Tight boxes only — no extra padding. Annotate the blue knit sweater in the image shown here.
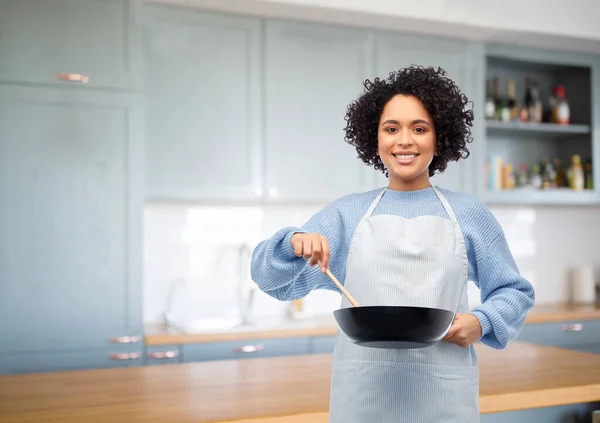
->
[250,186,535,350]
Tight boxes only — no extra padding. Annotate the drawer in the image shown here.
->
[182,338,310,362]
[144,345,182,366]
[4,347,143,375]
[310,336,336,354]
[518,320,600,351]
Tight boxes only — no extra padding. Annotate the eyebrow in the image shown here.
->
[381,119,431,126]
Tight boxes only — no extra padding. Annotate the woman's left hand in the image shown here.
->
[442,313,482,347]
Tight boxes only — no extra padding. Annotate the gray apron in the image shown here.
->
[329,186,479,423]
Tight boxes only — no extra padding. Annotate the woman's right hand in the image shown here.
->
[291,232,330,272]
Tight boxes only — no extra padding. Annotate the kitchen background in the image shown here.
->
[2,0,600,375]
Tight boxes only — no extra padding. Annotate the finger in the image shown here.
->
[309,238,321,266]
[320,236,330,272]
[293,239,303,257]
[443,324,458,340]
[302,239,312,260]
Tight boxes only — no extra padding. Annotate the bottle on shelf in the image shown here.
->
[554,85,570,125]
[541,159,557,189]
[528,78,543,123]
[485,78,496,120]
[530,163,543,189]
[584,159,593,190]
[517,163,529,187]
[545,85,557,123]
[567,154,585,190]
[493,77,509,122]
[553,158,566,188]
[507,79,519,122]
[520,76,532,122]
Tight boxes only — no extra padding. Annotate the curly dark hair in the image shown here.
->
[344,65,474,177]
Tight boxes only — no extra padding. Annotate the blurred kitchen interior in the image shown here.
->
[2,1,600,422]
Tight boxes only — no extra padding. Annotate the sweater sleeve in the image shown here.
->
[470,224,536,350]
[250,199,349,301]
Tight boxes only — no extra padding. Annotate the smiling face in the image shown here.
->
[377,94,436,191]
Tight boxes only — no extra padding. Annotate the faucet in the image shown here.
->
[161,277,186,329]
[237,242,256,326]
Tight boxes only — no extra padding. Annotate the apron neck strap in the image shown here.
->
[431,186,458,223]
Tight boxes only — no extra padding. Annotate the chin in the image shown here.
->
[387,164,428,181]
[390,171,424,182]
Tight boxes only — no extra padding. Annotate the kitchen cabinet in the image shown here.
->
[309,336,336,354]
[4,348,143,374]
[143,5,263,202]
[0,0,143,91]
[143,5,479,204]
[0,85,144,374]
[516,319,600,354]
[182,337,310,362]
[262,19,374,202]
[480,43,600,205]
[481,403,600,423]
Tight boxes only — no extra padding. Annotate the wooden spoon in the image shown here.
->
[323,267,360,307]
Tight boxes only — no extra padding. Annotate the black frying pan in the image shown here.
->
[324,268,455,349]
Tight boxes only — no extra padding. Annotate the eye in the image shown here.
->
[385,127,398,133]
[413,127,426,133]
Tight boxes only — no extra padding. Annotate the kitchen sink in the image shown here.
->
[167,313,336,334]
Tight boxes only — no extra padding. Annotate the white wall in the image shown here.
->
[143,201,600,324]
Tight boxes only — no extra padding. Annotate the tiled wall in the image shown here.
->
[143,202,600,324]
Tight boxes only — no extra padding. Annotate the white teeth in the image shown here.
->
[394,154,416,159]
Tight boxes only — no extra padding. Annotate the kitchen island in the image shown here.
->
[1,341,599,423]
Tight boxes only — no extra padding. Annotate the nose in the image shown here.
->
[395,129,413,146]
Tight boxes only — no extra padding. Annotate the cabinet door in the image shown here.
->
[264,20,374,202]
[518,320,600,353]
[182,338,310,362]
[143,6,263,201]
[309,336,336,354]
[0,86,143,367]
[4,347,143,374]
[0,0,142,90]
[371,32,472,193]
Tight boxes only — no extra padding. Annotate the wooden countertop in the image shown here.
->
[2,342,600,422]
[145,302,600,346]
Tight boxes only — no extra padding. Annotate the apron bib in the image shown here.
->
[328,186,479,423]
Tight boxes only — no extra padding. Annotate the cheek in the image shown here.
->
[421,136,436,155]
[377,133,394,152]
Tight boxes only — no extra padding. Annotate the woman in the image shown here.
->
[250,65,535,422]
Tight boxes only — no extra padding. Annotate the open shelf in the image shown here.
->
[486,121,590,135]
[482,48,596,204]
[484,187,597,205]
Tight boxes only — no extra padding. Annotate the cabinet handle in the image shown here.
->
[147,351,179,359]
[561,323,583,332]
[55,73,89,83]
[110,335,142,344]
[233,344,264,353]
[109,352,141,360]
